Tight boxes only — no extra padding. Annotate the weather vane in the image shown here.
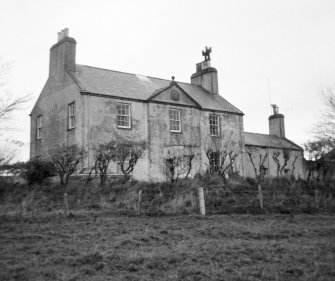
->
[202,46,212,61]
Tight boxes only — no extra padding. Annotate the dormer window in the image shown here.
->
[117,103,131,129]
[169,109,181,132]
[209,114,219,136]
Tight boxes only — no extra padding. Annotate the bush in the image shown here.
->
[22,159,56,185]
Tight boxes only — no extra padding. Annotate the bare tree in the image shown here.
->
[164,154,184,183]
[117,140,146,181]
[51,144,86,186]
[245,147,269,181]
[90,139,146,185]
[163,146,196,182]
[0,58,31,131]
[90,141,118,186]
[50,144,86,216]
[291,154,300,177]
[272,149,290,176]
[313,89,335,144]
[0,140,18,174]
[0,95,31,122]
[204,131,242,182]
[0,58,31,165]
[304,89,335,180]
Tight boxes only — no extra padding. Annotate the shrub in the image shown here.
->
[22,159,56,185]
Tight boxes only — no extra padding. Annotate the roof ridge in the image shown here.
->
[76,64,236,93]
[77,64,192,85]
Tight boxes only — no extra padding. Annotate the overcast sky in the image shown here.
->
[1,0,335,161]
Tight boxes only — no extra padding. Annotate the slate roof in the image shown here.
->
[244,132,303,151]
[68,65,243,114]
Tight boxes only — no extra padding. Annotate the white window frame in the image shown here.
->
[169,108,181,132]
[36,115,42,140]
[209,114,220,136]
[68,102,76,129]
[117,103,131,129]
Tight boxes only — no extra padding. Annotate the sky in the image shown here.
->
[1,0,335,161]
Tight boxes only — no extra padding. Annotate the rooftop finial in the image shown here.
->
[202,46,212,61]
[171,76,175,81]
[271,104,279,115]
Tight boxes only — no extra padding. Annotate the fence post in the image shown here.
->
[64,192,69,217]
[137,190,142,215]
[257,184,263,209]
[314,189,320,209]
[198,187,206,215]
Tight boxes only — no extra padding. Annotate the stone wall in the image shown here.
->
[30,73,82,160]
[83,95,149,181]
[83,94,245,182]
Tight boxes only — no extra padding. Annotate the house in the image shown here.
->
[30,29,245,181]
[244,105,304,179]
[30,29,305,181]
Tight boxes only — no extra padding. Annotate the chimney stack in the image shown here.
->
[269,104,285,138]
[190,47,219,95]
[49,28,76,80]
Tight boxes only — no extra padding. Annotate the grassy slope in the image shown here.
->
[0,213,335,281]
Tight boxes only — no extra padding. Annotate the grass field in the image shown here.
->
[1,212,335,281]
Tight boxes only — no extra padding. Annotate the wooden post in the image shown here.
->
[64,192,69,217]
[314,189,320,208]
[137,190,142,215]
[258,184,263,209]
[198,187,206,215]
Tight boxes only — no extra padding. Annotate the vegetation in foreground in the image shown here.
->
[1,175,334,217]
[0,212,334,281]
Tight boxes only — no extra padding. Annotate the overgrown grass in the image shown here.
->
[0,175,334,216]
[0,212,334,280]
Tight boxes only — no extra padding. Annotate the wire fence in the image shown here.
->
[1,179,335,216]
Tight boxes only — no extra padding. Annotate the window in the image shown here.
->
[260,166,268,176]
[209,152,220,173]
[209,114,219,136]
[36,115,42,140]
[169,109,181,132]
[68,102,76,129]
[117,103,131,128]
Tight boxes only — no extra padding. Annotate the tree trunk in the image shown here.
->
[257,183,263,209]
[63,192,69,217]
[59,174,65,186]
[65,173,70,186]
[100,174,106,186]
[307,171,311,183]
[222,173,227,184]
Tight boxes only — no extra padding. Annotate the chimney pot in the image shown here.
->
[271,104,279,115]
[63,28,69,37]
